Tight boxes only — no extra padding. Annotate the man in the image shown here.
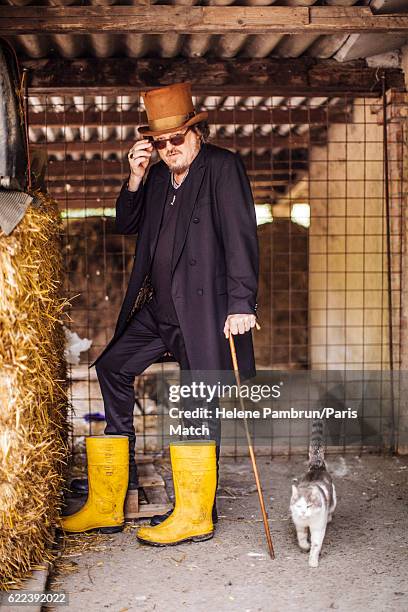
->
[66,82,259,545]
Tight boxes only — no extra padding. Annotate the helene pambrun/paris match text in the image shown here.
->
[167,381,358,422]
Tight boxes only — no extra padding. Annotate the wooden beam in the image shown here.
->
[53,196,276,209]
[30,134,321,154]
[247,167,305,175]
[50,190,281,202]
[28,108,351,128]
[2,7,408,35]
[48,179,287,195]
[45,160,307,176]
[50,179,124,189]
[22,58,404,96]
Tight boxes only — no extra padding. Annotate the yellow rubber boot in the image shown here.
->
[137,440,217,546]
[62,435,129,533]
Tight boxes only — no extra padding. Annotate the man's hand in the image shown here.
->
[224,314,256,338]
[127,139,153,190]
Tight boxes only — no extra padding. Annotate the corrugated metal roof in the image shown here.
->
[4,0,406,204]
[3,0,408,63]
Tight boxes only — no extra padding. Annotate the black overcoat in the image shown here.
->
[90,143,259,379]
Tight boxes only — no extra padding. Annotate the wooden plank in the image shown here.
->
[23,57,403,94]
[247,168,302,176]
[48,176,288,191]
[51,197,277,208]
[48,188,283,201]
[50,179,124,189]
[135,454,156,464]
[125,489,139,516]
[27,86,387,98]
[138,462,165,488]
[124,459,172,519]
[124,459,172,520]
[2,6,408,35]
[49,191,271,203]
[310,6,408,31]
[252,190,278,198]
[28,108,351,128]
[44,160,306,177]
[146,487,172,506]
[252,180,288,187]
[126,502,171,520]
[21,58,405,96]
[45,170,297,182]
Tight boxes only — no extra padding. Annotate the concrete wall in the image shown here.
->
[308,98,390,370]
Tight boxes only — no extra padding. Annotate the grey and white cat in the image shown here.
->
[290,421,337,568]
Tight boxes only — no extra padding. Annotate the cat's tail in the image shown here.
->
[309,419,325,469]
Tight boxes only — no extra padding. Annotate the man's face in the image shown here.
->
[154,126,201,174]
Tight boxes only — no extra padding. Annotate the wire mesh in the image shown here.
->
[26,89,405,458]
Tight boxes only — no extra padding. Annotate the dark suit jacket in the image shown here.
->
[91,143,259,378]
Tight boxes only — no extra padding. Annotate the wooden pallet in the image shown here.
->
[125,456,172,520]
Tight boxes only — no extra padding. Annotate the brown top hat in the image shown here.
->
[138,82,208,137]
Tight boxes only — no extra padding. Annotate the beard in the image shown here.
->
[164,141,201,174]
[167,159,190,174]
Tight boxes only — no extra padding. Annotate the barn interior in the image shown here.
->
[1,1,408,609]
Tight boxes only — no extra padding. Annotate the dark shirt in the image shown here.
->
[147,178,187,325]
[147,145,205,325]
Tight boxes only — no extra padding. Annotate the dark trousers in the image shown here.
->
[95,304,221,468]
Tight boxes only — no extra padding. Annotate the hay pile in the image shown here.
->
[0,191,69,589]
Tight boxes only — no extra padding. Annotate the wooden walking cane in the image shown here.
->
[228,322,275,559]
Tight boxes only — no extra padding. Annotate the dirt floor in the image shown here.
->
[48,454,408,612]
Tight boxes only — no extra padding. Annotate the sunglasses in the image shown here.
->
[149,127,191,150]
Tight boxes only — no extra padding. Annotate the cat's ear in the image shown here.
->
[291,483,299,499]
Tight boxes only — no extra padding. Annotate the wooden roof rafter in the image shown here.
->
[21,58,405,96]
[41,160,307,180]
[2,6,408,35]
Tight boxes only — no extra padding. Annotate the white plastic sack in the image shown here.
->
[63,326,93,365]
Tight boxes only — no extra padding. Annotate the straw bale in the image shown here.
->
[0,191,69,589]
